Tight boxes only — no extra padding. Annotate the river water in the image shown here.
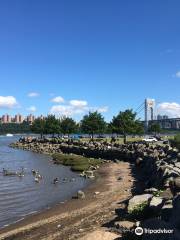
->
[0,136,89,229]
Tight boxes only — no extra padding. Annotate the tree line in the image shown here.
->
[31,109,145,143]
[0,122,31,134]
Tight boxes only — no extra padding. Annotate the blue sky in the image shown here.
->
[0,0,180,121]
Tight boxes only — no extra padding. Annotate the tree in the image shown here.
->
[31,118,46,138]
[81,111,106,139]
[149,123,161,135]
[60,117,77,136]
[44,115,60,137]
[110,109,144,144]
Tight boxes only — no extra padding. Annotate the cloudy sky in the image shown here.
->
[0,0,180,121]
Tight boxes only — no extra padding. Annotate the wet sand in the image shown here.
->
[0,162,134,240]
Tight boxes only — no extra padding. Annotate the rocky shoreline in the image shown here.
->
[9,138,180,239]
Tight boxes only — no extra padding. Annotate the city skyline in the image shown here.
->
[0,1,180,120]
[0,113,36,124]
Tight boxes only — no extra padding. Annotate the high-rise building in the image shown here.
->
[7,114,11,123]
[15,114,24,123]
[2,114,11,123]
[27,114,35,124]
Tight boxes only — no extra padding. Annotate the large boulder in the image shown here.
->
[128,194,153,213]
[149,197,163,210]
[174,177,180,191]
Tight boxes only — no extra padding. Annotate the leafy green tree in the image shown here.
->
[60,117,77,136]
[149,123,161,135]
[44,115,60,137]
[111,109,144,144]
[80,111,106,139]
[31,118,46,138]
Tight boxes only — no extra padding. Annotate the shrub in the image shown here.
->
[128,202,149,219]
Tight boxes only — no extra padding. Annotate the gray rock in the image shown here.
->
[85,170,95,178]
[174,177,180,191]
[144,188,158,194]
[77,190,85,199]
[149,197,163,209]
[174,162,180,169]
[114,220,135,229]
[128,194,152,213]
[159,188,173,200]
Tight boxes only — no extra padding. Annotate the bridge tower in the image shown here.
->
[144,98,155,132]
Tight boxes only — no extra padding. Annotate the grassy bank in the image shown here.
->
[52,153,103,171]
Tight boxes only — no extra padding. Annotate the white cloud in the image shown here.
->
[27,92,39,97]
[0,96,18,109]
[157,102,180,117]
[69,100,88,107]
[175,71,180,78]
[96,106,108,113]
[51,96,64,103]
[50,99,108,117]
[50,105,85,117]
[26,106,37,112]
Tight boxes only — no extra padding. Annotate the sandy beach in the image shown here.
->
[0,161,134,240]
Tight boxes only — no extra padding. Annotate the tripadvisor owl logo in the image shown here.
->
[135,227,144,236]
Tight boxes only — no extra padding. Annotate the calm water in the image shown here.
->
[0,136,89,228]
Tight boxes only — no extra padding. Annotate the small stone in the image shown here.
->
[135,221,140,227]
[77,190,85,199]
[94,191,100,195]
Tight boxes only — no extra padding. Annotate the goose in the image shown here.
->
[34,177,39,182]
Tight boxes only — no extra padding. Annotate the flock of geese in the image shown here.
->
[2,167,44,182]
[2,168,76,184]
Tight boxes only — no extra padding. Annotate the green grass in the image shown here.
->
[52,153,103,172]
[153,190,164,197]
